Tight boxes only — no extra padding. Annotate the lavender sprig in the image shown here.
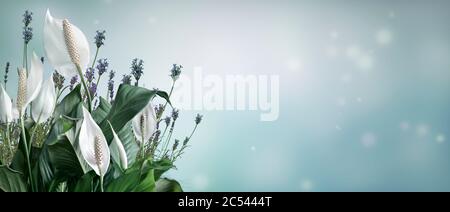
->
[121,74,132,85]
[53,71,65,90]
[94,30,106,48]
[4,62,10,86]
[85,68,95,83]
[69,76,78,91]
[170,64,183,81]
[131,58,144,86]
[107,70,115,102]
[96,58,109,76]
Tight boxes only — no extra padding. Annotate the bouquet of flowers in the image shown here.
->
[0,9,202,192]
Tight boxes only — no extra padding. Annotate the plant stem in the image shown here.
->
[157,81,175,122]
[23,43,28,72]
[20,115,35,192]
[141,134,145,159]
[76,64,92,112]
[91,48,99,69]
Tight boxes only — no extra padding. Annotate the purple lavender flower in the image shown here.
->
[69,75,78,91]
[171,109,179,121]
[53,71,65,90]
[96,58,108,76]
[94,30,106,48]
[130,58,144,86]
[23,26,33,44]
[195,114,203,125]
[183,137,189,146]
[89,82,98,97]
[172,139,180,151]
[108,70,116,101]
[164,116,171,126]
[4,62,10,85]
[170,64,183,81]
[23,10,33,27]
[85,68,95,83]
[121,74,132,85]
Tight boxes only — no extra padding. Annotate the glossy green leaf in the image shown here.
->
[0,166,28,192]
[72,171,96,192]
[92,97,111,124]
[54,85,82,118]
[100,84,156,142]
[117,122,138,166]
[152,159,174,181]
[155,178,183,192]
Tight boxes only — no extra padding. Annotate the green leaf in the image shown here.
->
[117,122,138,166]
[47,137,84,179]
[156,90,172,106]
[36,118,75,190]
[54,85,82,118]
[155,178,183,192]
[0,166,28,192]
[133,169,155,192]
[92,97,111,124]
[106,159,155,192]
[152,159,174,181]
[72,171,96,192]
[105,169,141,192]
[100,84,157,142]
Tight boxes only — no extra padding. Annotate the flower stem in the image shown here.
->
[141,134,145,159]
[98,166,104,192]
[23,42,28,72]
[20,115,35,192]
[76,64,92,112]
[91,48,99,69]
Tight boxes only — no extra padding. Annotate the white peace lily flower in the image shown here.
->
[12,106,20,121]
[0,84,13,123]
[27,52,44,105]
[31,77,57,123]
[44,9,90,78]
[79,106,110,177]
[109,122,128,170]
[132,102,157,143]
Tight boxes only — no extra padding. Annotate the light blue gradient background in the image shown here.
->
[1,0,450,191]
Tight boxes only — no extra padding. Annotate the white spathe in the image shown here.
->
[132,102,157,143]
[44,9,90,78]
[0,85,13,123]
[109,122,128,170]
[32,77,57,123]
[23,52,44,114]
[79,106,110,177]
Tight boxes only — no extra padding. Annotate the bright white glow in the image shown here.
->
[300,179,314,192]
[376,29,393,46]
[416,124,429,137]
[436,134,446,143]
[357,54,374,71]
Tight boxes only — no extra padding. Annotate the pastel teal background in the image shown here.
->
[1,0,450,191]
